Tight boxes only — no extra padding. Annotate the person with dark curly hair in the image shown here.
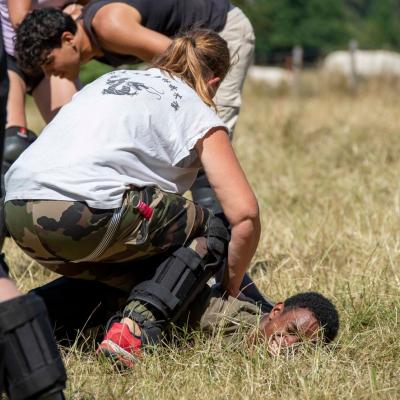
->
[14,1,255,215]
[190,287,339,355]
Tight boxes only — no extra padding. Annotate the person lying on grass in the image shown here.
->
[32,276,339,363]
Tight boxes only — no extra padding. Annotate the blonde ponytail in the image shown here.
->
[152,29,230,109]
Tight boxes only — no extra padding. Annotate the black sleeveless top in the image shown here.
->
[82,0,231,67]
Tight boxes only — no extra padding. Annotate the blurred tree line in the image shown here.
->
[232,0,400,64]
[80,0,400,81]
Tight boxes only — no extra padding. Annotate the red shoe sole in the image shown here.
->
[97,339,140,369]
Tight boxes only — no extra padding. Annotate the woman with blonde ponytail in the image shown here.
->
[153,30,230,110]
[5,29,260,367]
[15,1,255,213]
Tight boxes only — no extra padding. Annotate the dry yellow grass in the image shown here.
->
[4,74,400,399]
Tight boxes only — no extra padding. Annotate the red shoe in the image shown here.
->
[97,322,142,368]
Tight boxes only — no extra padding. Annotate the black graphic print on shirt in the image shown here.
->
[101,71,183,111]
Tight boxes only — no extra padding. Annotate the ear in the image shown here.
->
[207,76,221,88]
[61,31,76,46]
[268,302,284,320]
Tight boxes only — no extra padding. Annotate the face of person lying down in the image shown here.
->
[257,303,320,355]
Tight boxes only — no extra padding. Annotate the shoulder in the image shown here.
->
[91,2,142,37]
[177,80,221,117]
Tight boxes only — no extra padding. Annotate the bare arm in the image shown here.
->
[92,3,172,62]
[7,0,31,27]
[8,0,89,28]
[196,129,261,297]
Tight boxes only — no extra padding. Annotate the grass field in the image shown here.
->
[4,73,400,399]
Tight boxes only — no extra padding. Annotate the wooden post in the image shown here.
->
[348,39,358,93]
[292,45,303,96]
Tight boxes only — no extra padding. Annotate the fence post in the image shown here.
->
[292,45,303,96]
[348,39,358,93]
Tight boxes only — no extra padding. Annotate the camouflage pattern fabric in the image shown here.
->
[4,187,210,291]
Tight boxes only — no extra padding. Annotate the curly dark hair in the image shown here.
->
[15,8,77,74]
[284,291,339,343]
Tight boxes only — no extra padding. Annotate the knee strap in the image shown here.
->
[128,247,206,321]
[125,215,230,345]
[0,294,67,400]
[2,126,36,172]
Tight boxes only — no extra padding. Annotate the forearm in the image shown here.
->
[195,129,262,296]
[7,0,31,27]
[226,216,261,297]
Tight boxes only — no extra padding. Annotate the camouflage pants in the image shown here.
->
[4,187,210,291]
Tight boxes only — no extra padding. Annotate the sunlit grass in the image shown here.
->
[5,74,400,399]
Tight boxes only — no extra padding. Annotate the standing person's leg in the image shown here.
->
[33,75,80,123]
[5,69,26,128]
[215,6,255,136]
[2,59,40,175]
[4,54,42,129]
[191,6,255,214]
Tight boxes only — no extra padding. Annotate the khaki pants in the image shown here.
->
[190,7,255,214]
[216,7,255,136]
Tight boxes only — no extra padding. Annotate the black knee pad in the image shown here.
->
[125,215,230,345]
[0,294,67,400]
[2,126,36,173]
[191,171,223,214]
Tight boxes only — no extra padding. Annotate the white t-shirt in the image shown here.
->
[5,69,227,209]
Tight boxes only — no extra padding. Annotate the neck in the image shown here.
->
[76,20,103,63]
